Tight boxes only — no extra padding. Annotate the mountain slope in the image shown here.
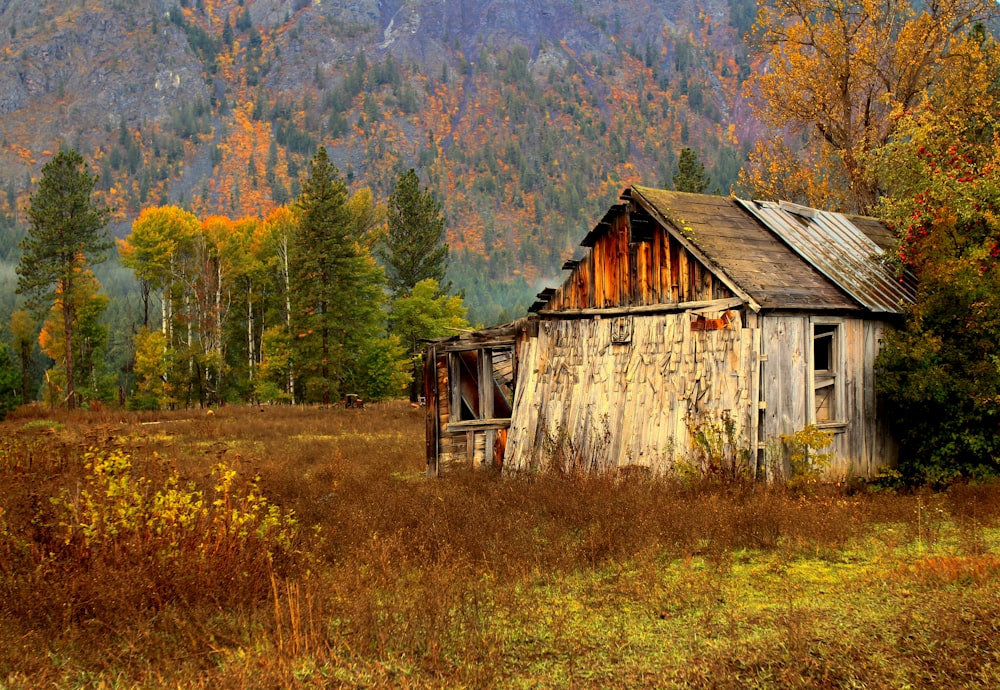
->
[0,0,756,323]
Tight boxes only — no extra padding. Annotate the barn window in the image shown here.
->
[812,322,842,425]
[450,345,515,422]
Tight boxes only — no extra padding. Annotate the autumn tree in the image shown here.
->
[16,149,110,408]
[673,148,710,193]
[37,270,110,406]
[291,147,386,404]
[874,30,1000,482]
[119,205,199,339]
[390,277,470,400]
[258,206,298,401]
[391,278,469,361]
[741,0,996,213]
[380,168,449,299]
[131,327,170,410]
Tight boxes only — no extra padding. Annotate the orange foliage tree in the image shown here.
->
[742,0,996,213]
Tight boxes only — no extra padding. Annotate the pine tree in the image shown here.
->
[673,148,710,193]
[0,341,19,420]
[16,149,110,409]
[380,168,449,299]
[291,147,385,404]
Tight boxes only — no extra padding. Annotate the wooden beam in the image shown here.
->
[446,419,513,431]
[434,338,517,353]
[536,296,745,319]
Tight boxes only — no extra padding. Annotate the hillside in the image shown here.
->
[0,0,756,323]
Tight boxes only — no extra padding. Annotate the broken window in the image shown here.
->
[491,346,514,417]
[453,350,481,420]
[450,345,515,422]
[812,322,840,424]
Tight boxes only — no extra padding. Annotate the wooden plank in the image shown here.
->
[434,338,516,353]
[537,296,745,318]
[424,346,439,477]
[761,315,808,479]
[446,419,513,430]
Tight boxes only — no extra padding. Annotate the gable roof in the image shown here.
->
[629,186,859,311]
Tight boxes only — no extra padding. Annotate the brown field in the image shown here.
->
[2,403,1000,689]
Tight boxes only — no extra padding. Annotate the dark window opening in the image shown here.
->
[491,347,514,417]
[812,323,839,424]
[456,350,481,421]
[450,345,516,422]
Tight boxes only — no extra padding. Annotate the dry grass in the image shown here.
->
[2,403,1000,688]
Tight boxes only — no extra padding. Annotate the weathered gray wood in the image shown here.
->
[760,314,897,480]
[447,419,513,430]
[435,337,517,353]
[761,315,807,478]
[505,312,758,474]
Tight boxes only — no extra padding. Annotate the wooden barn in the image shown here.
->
[424,186,916,480]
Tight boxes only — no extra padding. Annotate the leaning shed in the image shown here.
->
[425,185,916,480]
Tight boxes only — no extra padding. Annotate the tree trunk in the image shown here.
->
[19,339,31,403]
[140,278,150,328]
[321,297,330,405]
[61,280,75,409]
[281,234,295,404]
[247,281,255,381]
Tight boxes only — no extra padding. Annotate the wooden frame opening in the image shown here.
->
[811,319,844,427]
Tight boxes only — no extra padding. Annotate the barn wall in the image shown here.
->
[504,311,759,474]
[841,319,898,477]
[760,314,897,479]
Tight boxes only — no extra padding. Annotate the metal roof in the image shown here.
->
[735,199,917,314]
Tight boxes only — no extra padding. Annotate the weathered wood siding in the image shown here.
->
[760,314,897,479]
[546,208,734,312]
[504,312,759,474]
[759,315,808,466]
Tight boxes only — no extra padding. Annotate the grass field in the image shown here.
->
[2,403,999,688]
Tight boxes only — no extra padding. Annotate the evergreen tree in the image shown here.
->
[0,341,19,420]
[291,147,385,404]
[9,310,36,403]
[16,149,110,409]
[380,168,449,299]
[673,147,710,193]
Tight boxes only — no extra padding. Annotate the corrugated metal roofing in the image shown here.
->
[735,199,917,314]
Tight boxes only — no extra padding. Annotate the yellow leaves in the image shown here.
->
[123,206,201,279]
[745,0,995,212]
[49,446,297,562]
